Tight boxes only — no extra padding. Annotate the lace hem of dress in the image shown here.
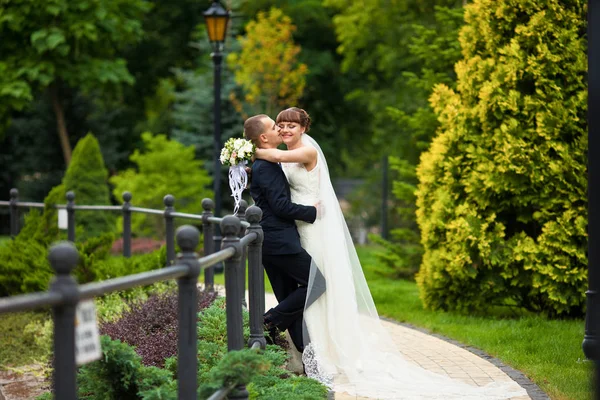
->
[301,343,333,388]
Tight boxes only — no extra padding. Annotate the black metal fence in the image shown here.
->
[0,190,266,400]
[0,189,241,288]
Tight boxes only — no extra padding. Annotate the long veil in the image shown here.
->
[300,134,527,399]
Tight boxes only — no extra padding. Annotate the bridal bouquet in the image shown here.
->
[220,138,256,214]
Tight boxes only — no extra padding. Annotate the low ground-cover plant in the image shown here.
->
[0,211,118,296]
[0,211,59,296]
[0,219,168,297]
[101,287,217,367]
[166,298,328,399]
[0,311,49,367]
[36,335,175,400]
[96,282,176,324]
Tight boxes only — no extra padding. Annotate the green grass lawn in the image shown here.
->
[355,245,590,400]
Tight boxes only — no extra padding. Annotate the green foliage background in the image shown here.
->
[110,132,213,238]
[0,0,591,321]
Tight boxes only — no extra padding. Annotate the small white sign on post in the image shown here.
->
[58,209,68,230]
[75,300,102,366]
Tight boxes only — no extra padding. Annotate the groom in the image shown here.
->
[243,114,319,353]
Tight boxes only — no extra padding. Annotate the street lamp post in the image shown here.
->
[584,1,600,398]
[204,1,230,218]
[204,1,230,272]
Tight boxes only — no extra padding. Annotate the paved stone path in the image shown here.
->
[0,365,47,400]
[259,291,546,400]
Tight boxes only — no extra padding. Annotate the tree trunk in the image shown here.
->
[50,83,71,166]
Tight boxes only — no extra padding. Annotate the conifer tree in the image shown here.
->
[41,133,115,239]
[0,133,114,295]
[416,0,587,316]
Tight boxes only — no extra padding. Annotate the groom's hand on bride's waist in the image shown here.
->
[314,201,325,219]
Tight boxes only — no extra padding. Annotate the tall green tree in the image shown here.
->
[323,0,463,152]
[169,65,243,213]
[166,13,246,213]
[371,6,465,278]
[0,0,150,165]
[238,0,372,177]
[0,0,210,205]
[321,0,467,256]
[43,133,116,239]
[119,0,211,137]
[416,0,587,316]
[171,67,243,167]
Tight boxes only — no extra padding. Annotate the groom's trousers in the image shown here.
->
[262,248,325,352]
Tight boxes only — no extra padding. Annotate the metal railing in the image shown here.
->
[0,191,266,400]
[0,188,252,289]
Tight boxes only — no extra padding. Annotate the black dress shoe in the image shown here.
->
[264,322,279,345]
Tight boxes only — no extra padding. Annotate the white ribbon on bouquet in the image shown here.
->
[228,160,248,215]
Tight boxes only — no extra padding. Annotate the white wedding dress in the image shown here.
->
[281,134,528,399]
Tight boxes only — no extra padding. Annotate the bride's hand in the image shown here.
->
[254,148,264,161]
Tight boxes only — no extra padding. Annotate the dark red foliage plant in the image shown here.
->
[111,237,166,255]
[100,288,217,367]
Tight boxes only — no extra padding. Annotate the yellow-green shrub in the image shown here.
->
[416,0,587,316]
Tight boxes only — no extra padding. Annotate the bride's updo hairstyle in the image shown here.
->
[276,107,311,133]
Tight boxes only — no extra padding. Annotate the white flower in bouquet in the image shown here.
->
[220,138,256,166]
[220,137,256,214]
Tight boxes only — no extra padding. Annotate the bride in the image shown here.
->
[254,107,527,399]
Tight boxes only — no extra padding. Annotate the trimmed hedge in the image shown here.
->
[416,0,587,316]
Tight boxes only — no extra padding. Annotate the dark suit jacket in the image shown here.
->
[250,159,316,255]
